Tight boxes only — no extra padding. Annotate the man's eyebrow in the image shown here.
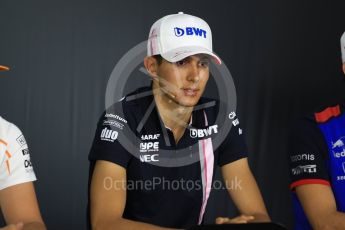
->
[177,55,210,62]
[199,56,210,62]
[174,57,189,63]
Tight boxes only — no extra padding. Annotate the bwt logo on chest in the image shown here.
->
[190,125,218,138]
[174,27,207,38]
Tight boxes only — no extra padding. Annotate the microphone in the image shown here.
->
[152,76,176,99]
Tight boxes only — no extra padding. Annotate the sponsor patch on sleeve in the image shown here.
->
[16,135,26,147]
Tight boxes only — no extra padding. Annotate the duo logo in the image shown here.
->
[174,27,207,38]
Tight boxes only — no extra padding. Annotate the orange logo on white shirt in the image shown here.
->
[0,139,12,175]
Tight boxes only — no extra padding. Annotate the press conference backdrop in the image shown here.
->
[0,0,344,229]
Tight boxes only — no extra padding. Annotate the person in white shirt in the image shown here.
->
[0,65,45,230]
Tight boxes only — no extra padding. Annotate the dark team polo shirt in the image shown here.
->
[288,118,330,187]
[88,87,247,229]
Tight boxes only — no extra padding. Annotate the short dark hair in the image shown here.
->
[153,55,163,65]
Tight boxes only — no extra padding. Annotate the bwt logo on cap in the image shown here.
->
[174,27,207,38]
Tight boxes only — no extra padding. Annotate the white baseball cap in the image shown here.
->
[341,31,345,63]
[147,12,221,65]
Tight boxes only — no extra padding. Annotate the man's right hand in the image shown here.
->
[0,223,23,230]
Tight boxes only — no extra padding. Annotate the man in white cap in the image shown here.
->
[288,32,345,230]
[0,66,46,230]
[88,12,270,229]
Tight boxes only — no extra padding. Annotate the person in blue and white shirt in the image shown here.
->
[289,31,345,230]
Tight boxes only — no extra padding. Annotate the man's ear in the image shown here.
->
[144,56,159,78]
[342,63,345,75]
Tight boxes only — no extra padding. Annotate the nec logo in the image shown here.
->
[174,27,207,38]
[140,142,159,153]
[100,128,118,142]
[140,154,159,162]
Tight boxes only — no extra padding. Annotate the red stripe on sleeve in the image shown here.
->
[290,179,330,190]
